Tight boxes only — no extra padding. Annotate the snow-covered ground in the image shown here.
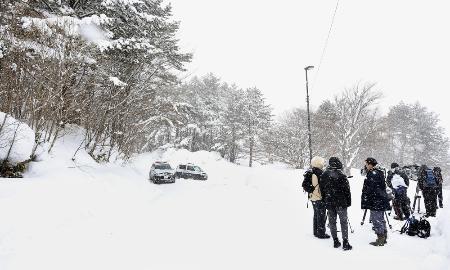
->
[0,130,448,270]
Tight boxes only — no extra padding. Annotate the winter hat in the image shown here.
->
[328,157,343,169]
[311,156,326,169]
[365,157,378,166]
[391,162,399,169]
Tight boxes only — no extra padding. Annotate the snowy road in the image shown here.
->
[0,147,448,270]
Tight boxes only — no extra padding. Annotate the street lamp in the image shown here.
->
[304,65,314,165]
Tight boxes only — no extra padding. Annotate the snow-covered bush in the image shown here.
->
[0,112,35,177]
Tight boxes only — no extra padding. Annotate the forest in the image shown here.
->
[1,1,449,175]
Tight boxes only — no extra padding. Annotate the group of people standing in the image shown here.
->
[387,163,444,220]
[307,156,352,250]
[304,156,445,251]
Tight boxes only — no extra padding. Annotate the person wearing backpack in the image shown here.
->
[310,156,330,239]
[320,157,352,250]
[361,157,390,246]
[433,167,444,208]
[302,156,330,239]
[418,165,439,217]
[386,162,410,220]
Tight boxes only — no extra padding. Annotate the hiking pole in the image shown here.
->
[417,196,421,214]
[348,219,354,233]
[361,209,368,225]
[385,211,392,229]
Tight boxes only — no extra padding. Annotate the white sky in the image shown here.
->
[169,0,450,135]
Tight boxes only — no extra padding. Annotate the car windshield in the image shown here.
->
[193,166,203,172]
[155,164,171,170]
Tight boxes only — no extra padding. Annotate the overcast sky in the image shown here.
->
[169,0,450,135]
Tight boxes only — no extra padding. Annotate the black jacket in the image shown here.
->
[320,167,351,209]
[361,168,390,211]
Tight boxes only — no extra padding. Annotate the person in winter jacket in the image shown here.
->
[308,156,330,239]
[433,167,444,208]
[320,157,352,250]
[418,165,439,217]
[386,162,410,220]
[361,157,390,246]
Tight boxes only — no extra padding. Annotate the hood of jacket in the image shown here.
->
[311,156,325,170]
[328,157,343,170]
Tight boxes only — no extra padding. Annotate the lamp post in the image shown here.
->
[304,65,314,165]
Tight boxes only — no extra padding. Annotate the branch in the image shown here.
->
[40,0,55,12]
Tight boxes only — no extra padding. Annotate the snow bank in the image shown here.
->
[421,191,450,270]
[0,112,35,164]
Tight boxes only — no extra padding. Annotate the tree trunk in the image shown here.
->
[249,136,254,167]
[230,126,236,163]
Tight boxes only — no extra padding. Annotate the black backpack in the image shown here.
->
[401,216,431,238]
[401,216,419,236]
[302,170,316,194]
[417,219,431,238]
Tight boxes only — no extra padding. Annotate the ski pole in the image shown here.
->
[361,209,368,225]
[417,196,421,214]
[385,211,392,229]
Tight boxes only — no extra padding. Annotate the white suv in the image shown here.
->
[175,163,208,180]
[149,162,175,184]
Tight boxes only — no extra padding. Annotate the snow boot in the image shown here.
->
[333,238,341,248]
[384,230,388,244]
[317,233,331,239]
[370,234,386,246]
[342,239,352,251]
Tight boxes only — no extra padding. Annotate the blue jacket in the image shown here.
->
[361,168,391,211]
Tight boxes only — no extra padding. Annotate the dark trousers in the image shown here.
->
[423,188,438,216]
[369,210,386,235]
[437,185,443,207]
[327,207,349,240]
[393,187,410,219]
[312,200,327,236]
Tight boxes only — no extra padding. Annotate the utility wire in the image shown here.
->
[311,0,340,90]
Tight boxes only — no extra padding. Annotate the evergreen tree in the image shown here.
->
[242,87,272,167]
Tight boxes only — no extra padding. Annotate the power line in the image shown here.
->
[311,0,340,91]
